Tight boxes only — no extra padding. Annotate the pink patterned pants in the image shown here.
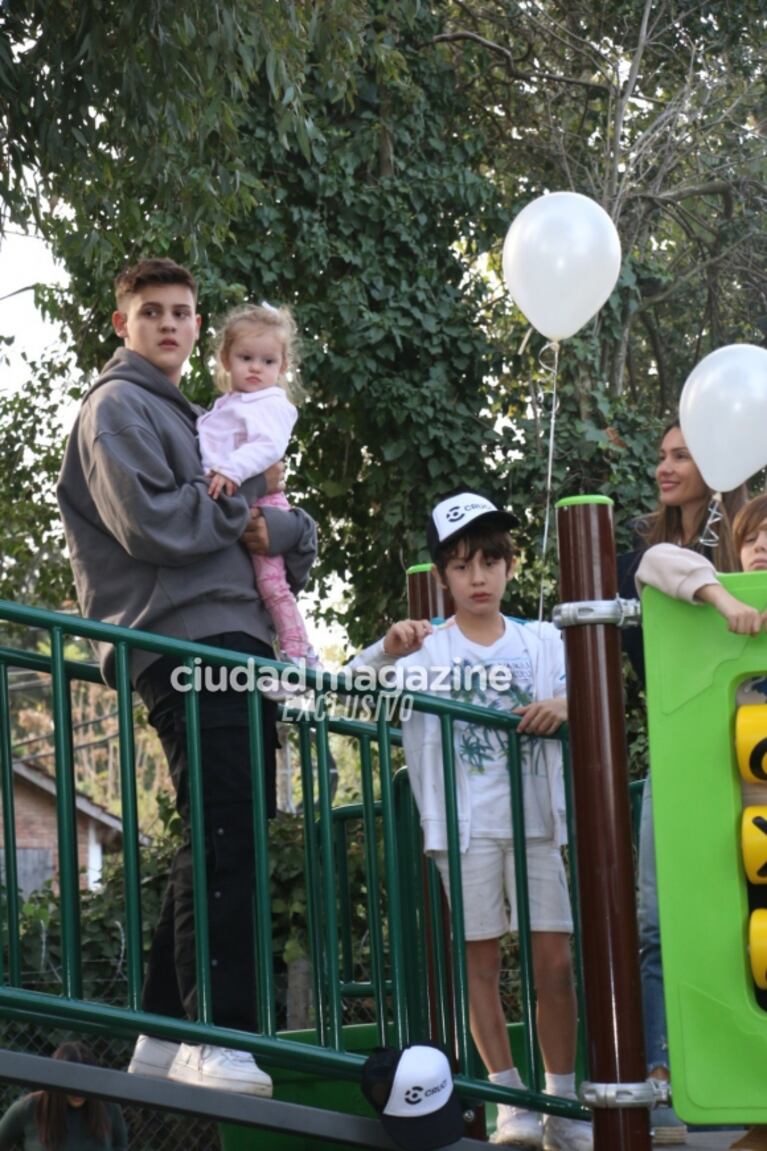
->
[252,491,311,659]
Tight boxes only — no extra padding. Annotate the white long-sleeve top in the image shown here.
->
[635,543,720,604]
[349,619,567,854]
[197,386,297,486]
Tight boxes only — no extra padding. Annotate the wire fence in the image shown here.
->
[0,1013,220,1150]
[0,948,382,1146]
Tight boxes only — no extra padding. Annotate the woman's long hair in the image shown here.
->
[35,1042,110,1151]
[637,420,746,573]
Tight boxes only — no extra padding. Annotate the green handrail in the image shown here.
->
[0,596,588,1126]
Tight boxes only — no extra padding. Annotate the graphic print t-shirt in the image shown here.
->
[447,619,566,840]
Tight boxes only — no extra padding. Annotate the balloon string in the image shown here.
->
[699,494,723,550]
[537,340,560,627]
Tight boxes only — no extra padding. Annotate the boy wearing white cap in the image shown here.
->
[368,489,591,1150]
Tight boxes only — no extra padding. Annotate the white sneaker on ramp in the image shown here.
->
[491,1106,543,1147]
[127,1035,179,1078]
[542,1113,594,1151]
[167,1044,273,1096]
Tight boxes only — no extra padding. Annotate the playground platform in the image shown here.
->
[685,1132,745,1151]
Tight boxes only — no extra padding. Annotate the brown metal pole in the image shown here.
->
[556,496,650,1151]
[405,562,455,622]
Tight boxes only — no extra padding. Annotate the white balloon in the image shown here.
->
[679,344,767,491]
[502,192,622,341]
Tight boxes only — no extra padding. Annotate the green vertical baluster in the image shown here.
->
[376,711,408,1048]
[507,724,537,1087]
[439,713,472,1070]
[114,644,144,1011]
[426,857,452,1048]
[315,706,343,1047]
[333,813,354,984]
[561,730,588,1077]
[247,687,276,1037]
[298,720,327,1044]
[358,735,388,1042]
[393,768,429,1040]
[184,672,212,1024]
[50,628,81,999]
[0,662,20,985]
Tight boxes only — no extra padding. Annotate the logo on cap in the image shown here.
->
[361,1044,464,1150]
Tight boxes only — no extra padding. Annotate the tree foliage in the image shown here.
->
[1,0,766,639]
[438,0,767,409]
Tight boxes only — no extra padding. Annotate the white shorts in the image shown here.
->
[431,838,573,941]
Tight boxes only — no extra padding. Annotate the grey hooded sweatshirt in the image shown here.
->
[57,348,317,686]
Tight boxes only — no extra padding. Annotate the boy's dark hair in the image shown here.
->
[114,257,197,309]
[435,519,515,576]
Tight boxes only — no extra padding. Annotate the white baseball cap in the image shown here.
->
[427,489,519,562]
[361,1044,465,1150]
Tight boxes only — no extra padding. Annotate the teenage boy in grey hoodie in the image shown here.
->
[57,258,317,1096]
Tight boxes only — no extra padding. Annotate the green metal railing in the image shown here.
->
[0,599,588,1126]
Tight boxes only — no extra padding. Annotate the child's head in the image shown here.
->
[112,258,200,385]
[427,491,518,618]
[428,490,518,573]
[733,494,767,572]
[214,303,300,399]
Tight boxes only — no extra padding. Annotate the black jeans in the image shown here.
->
[135,633,277,1031]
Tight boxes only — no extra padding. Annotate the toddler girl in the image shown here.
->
[198,302,319,668]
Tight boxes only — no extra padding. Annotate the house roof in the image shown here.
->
[12,758,151,845]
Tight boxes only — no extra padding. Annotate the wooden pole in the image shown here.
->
[556,496,650,1151]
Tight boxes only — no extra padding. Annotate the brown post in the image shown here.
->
[405,562,454,622]
[556,496,650,1151]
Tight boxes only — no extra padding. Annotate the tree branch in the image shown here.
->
[630,181,735,207]
[431,30,609,92]
[637,234,756,311]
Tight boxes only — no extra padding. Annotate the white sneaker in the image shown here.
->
[127,1034,179,1078]
[167,1043,273,1096]
[543,1113,594,1151]
[491,1105,543,1147]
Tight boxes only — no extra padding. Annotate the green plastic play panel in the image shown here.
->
[643,572,767,1125]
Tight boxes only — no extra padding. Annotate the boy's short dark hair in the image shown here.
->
[114,258,197,309]
[435,520,516,575]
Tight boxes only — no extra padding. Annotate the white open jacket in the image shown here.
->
[351,619,567,854]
